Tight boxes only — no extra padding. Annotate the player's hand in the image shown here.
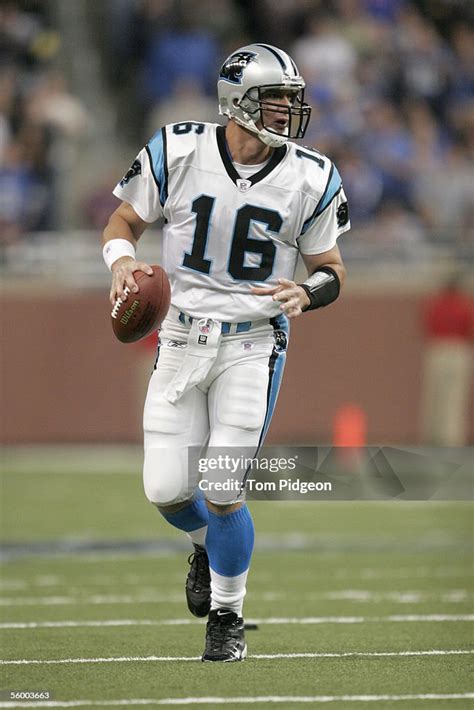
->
[109,256,153,305]
[251,278,310,319]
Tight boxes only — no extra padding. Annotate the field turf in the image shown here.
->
[0,448,472,709]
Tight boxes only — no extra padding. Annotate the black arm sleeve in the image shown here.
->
[299,266,340,311]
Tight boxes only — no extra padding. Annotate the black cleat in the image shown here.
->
[201,608,247,662]
[185,544,211,618]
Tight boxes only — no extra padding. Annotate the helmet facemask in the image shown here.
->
[239,85,311,145]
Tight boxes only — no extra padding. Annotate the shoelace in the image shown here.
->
[187,549,210,590]
[207,619,236,651]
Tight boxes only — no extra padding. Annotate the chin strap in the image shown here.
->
[234,113,288,148]
[257,129,288,148]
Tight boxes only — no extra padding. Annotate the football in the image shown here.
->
[110,265,171,343]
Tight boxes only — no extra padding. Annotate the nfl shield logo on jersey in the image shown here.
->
[237,179,252,192]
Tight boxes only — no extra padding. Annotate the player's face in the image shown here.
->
[258,89,297,134]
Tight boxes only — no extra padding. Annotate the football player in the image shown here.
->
[102,44,350,662]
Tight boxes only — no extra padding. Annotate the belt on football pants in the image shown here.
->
[172,307,269,335]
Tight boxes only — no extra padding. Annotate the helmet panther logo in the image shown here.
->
[219,51,257,84]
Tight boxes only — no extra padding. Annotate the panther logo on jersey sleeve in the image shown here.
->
[120,159,142,187]
[337,201,349,228]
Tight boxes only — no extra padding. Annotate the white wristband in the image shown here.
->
[103,239,136,271]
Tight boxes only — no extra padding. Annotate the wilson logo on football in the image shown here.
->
[119,299,140,325]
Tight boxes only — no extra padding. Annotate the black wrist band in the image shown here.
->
[299,266,340,311]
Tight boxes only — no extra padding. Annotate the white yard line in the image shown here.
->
[0,694,474,707]
[0,589,469,607]
[0,593,185,606]
[5,547,464,563]
[3,566,469,590]
[319,590,469,603]
[1,614,472,630]
[347,566,473,581]
[0,649,472,666]
[0,576,183,590]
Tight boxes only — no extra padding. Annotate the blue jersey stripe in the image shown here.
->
[258,314,289,446]
[300,163,342,235]
[316,164,342,217]
[147,128,168,205]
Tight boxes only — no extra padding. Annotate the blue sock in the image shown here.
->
[205,505,254,577]
[159,497,209,536]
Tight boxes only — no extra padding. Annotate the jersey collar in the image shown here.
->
[216,125,287,188]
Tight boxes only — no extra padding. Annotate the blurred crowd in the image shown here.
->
[0,1,90,243]
[1,0,473,254]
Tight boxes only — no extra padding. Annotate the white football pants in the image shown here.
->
[143,311,286,506]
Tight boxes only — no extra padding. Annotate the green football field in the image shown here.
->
[0,448,472,709]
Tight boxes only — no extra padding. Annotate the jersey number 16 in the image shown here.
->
[183,195,282,282]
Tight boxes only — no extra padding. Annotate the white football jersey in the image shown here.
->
[113,121,350,322]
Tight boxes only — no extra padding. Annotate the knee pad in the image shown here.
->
[143,447,196,506]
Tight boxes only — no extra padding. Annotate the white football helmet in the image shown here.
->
[217,43,312,148]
